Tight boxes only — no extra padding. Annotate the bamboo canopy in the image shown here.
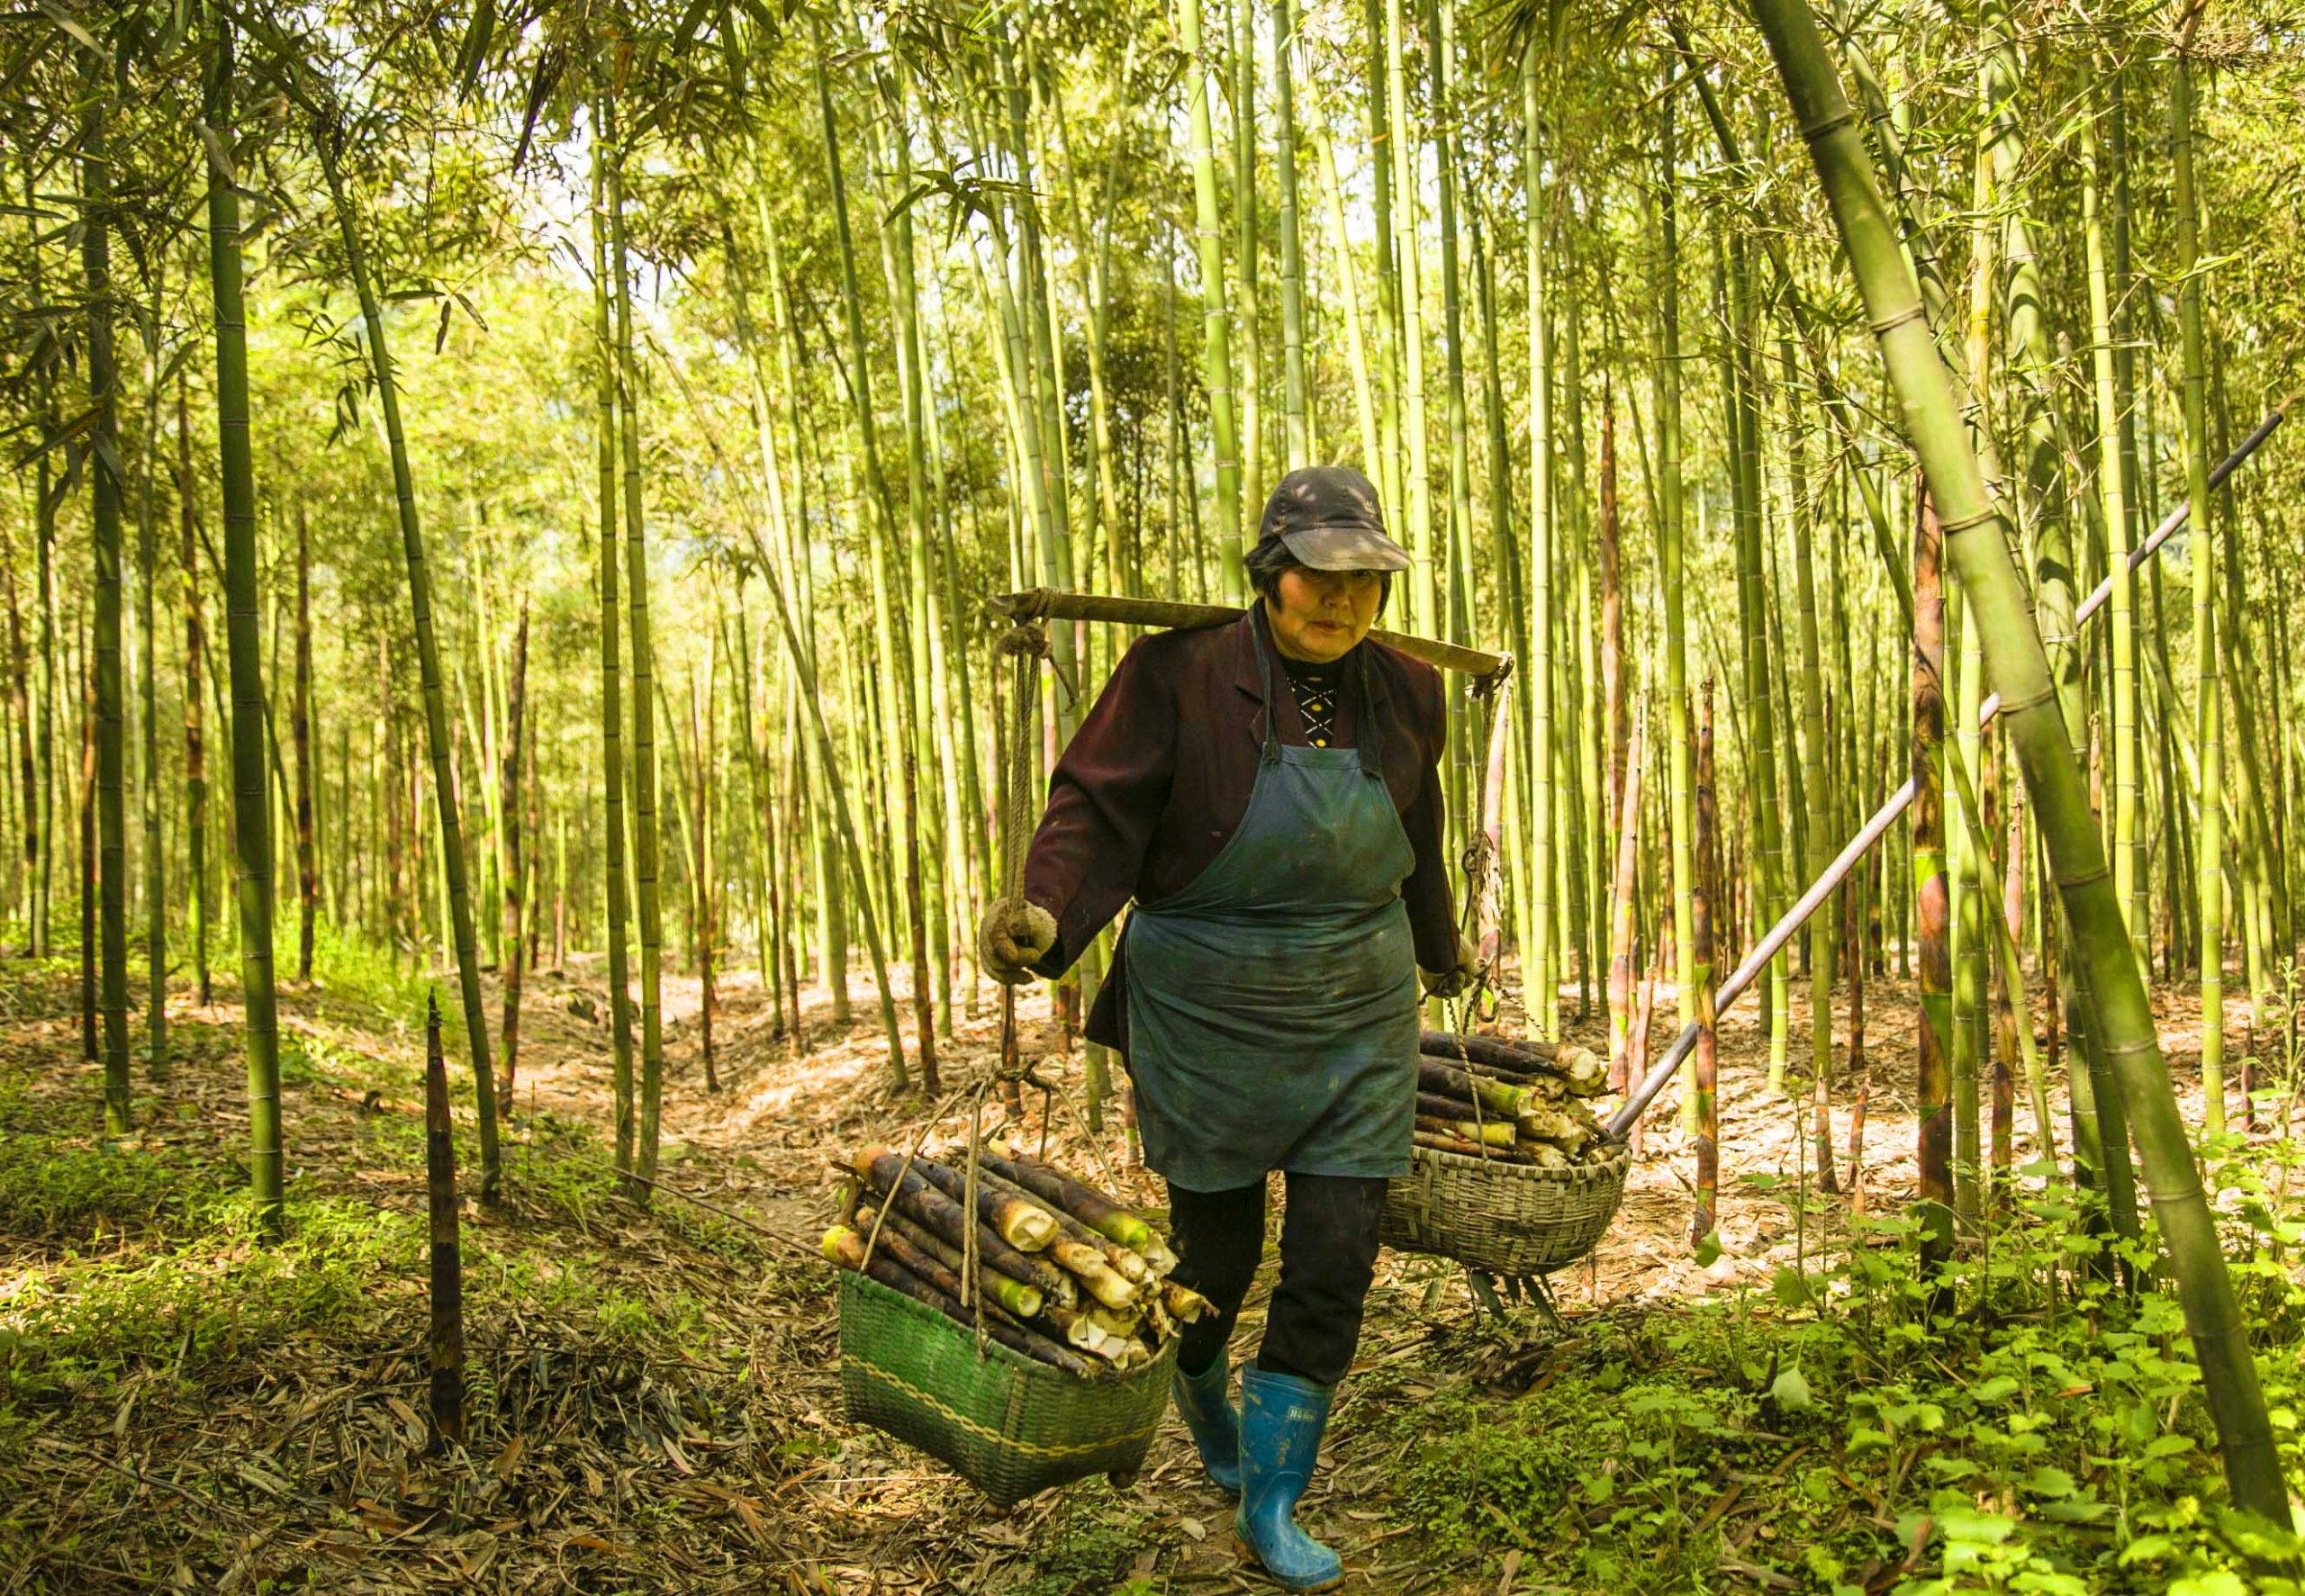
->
[988,589,1514,682]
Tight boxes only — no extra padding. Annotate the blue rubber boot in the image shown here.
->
[1172,1354,1243,1492]
[1234,1366,1342,1590]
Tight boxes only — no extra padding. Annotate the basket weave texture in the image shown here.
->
[1379,1141,1632,1275]
[838,1269,1179,1503]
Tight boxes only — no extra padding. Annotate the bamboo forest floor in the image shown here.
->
[0,933,2288,1595]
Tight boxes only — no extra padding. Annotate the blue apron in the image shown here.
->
[1122,619,1420,1193]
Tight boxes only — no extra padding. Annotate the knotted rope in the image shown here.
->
[1453,669,1514,1027]
[992,614,1053,930]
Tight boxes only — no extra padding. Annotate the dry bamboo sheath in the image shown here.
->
[1606,397,2292,1140]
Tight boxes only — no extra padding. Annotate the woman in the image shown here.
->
[981,464,1474,1591]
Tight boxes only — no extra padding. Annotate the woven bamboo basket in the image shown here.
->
[1379,1140,1632,1276]
[838,1270,1180,1504]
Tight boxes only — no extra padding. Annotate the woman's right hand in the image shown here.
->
[980,901,1058,985]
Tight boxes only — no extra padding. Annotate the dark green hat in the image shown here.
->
[1255,465,1412,573]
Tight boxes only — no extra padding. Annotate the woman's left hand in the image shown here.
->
[1418,932,1481,1000]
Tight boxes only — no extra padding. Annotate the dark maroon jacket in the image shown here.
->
[1023,606,1459,1051]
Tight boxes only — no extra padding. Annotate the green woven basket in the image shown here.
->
[837,1270,1179,1504]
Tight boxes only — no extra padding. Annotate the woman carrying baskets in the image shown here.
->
[981,464,1474,1591]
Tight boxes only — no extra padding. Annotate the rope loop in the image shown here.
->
[995,617,1053,665]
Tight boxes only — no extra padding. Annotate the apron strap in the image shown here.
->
[1352,647,1388,779]
[1248,608,1283,766]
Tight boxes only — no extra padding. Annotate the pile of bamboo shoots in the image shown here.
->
[826,1146,1208,1380]
[1414,1030,1615,1168]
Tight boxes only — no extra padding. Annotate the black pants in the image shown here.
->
[1167,1172,1387,1387]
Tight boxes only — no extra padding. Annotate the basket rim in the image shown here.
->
[1403,1139,1633,1185]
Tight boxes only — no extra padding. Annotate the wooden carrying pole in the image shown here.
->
[989,590,1514,681]
[1606,395,2292,1141]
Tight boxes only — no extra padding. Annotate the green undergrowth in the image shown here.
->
[0,987,778,1474]
[1006,1495,1172,1596]
[1376,1134,2305,1596]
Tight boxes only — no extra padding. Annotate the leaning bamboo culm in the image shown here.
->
[835,1146,1196,1380]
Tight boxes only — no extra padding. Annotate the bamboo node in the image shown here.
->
[2050,861,2112,890]
[1990,683,2057,717]
[1866,302,1929,338]
[1933,506,2001,538]
[1796,107,1859,144]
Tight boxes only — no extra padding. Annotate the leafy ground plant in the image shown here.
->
[1379,1142,2305,1594]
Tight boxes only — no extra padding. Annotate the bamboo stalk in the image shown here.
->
[313,110,501,1198]
[1751,0,2286,1519]
[204,23,283,1242]
[80,83,130,1141]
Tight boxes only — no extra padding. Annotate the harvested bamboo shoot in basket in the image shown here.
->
[1413,1032,1615,1166]
[832,1144,1188,1380]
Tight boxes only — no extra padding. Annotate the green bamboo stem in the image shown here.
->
[176,377,210,1005]
[2084,77,2143,985]
[2174,50,2225,1136]
[204,24,282,1239]
[1274,0,1309,471]
[1313,113,1384,482]
[1656,77,1697,1130]
[598,97,673,1177]
[312,113,502,1198]
[1784,338,1835,1173]
[1178,0,1245,600]
[80,87,131,1140]
[590,129,637,1175]
[1388,0,1434,639]
[1523,39,1556,1037]
[1232,0,1264,547]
